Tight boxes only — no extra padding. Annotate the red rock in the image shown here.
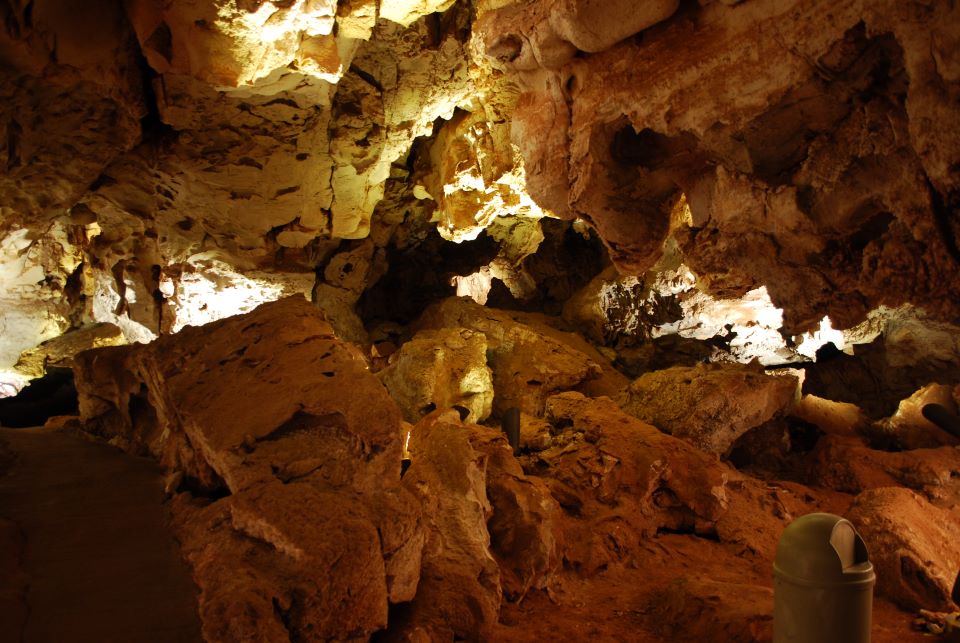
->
[847,487,960,612]
[400,411,502,640]
[467,424,563,600]
[617,362,799,456]
[74,297,424,641]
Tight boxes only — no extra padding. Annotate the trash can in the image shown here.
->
[773,513,875,643]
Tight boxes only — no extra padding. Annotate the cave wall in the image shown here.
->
[0,0,958,371]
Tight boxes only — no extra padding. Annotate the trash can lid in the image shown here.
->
[774,513,874,584]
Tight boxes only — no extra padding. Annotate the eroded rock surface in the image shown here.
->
[485,0,960,333]
[414,296,627,416]
[74,296,420,641]
[617,362,800,455]
[847,487,960,612]
[399,411,502,640]
[378,327,494,423]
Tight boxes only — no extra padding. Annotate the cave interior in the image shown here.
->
[1,0,960,641]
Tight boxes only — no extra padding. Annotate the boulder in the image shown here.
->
[415,297,627,416]
[173,482,390,643]
[869,384,960,450]
[535,392,730,573]
[400,411,502,640]
[74,297,425,642]
[74,296,401,494]
[847,487,960,612]
[378,327,494,424]
[467,424,563,600]
[14,323,124,378]
[616,362,799,455]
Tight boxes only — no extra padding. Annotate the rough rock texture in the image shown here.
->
[0,223,85,376]
[0,1,144,227]
[802,313,960,419]
[467,422,563,600]
[172,482,403,642]
[378,327,494,423]
[399,411,502,640]
[534,392,730,571]
[791,394,960,507]
[3,0,960,639]
[414,297,627,416]
[617,362,800,455]
[14,323,124,379]
[870,384,960,450]
[483,0,960,333]
[74,297,422,641]
[847,487,960,612]
[75,296,400,494]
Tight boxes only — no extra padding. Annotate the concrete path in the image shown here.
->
[0,427,202,643]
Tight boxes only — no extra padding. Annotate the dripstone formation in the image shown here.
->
[1,0,959,641]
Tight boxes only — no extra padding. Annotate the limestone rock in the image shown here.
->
[0,223,84,374]
[467,425,563,600]
[173,482,390,643]
[74,296,425,641]
[616,362,799,455]
[536,392,730,573]
[481,0,960,332]
[548,0,679,53]
[793,395,960,499]
[14,323,124,379]
[0,1,144,227]
[419,109,544,243]
[415,297,627,416]
[518,412,554,452]
[400,411,502,640]
[847,487,960,612]
[802,329,960,420]
[378,327,494,424]
[381,0,457,28]
[126,0,342,89]
[75,296,401,494]
[870,384,960,450]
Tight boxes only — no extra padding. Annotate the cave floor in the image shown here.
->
[0,425,934,643]
[0,426,202,643]
[494,534,930,642]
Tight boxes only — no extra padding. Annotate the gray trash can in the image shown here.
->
[773,513,875,643]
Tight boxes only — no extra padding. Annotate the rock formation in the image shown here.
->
[1,0,959,640]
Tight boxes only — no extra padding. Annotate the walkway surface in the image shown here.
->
[0,426,202,643]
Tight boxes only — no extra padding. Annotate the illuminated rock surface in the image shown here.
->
[617,362,800,455]
[414,296,627,416]
[378,326,494,423]
[1,0,959,640]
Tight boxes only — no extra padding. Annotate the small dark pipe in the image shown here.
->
[502,407,521,455]
[400,459,411,478]
[921,403,960,439]
[452,405,470,421]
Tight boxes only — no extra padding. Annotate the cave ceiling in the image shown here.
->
[0,0,958,379]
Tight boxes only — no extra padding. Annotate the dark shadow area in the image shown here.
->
[0,368,77,428]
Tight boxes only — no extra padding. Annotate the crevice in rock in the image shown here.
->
[927,177,960,266]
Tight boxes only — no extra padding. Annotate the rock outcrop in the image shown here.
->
[378,327,494,423]
[617,362,800,456]
[3,0,960,640]
[74,296,420,641]
[414,296,627,416]
[398,411,502,640]
[484,0,960,334]
[847,487,960,612]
